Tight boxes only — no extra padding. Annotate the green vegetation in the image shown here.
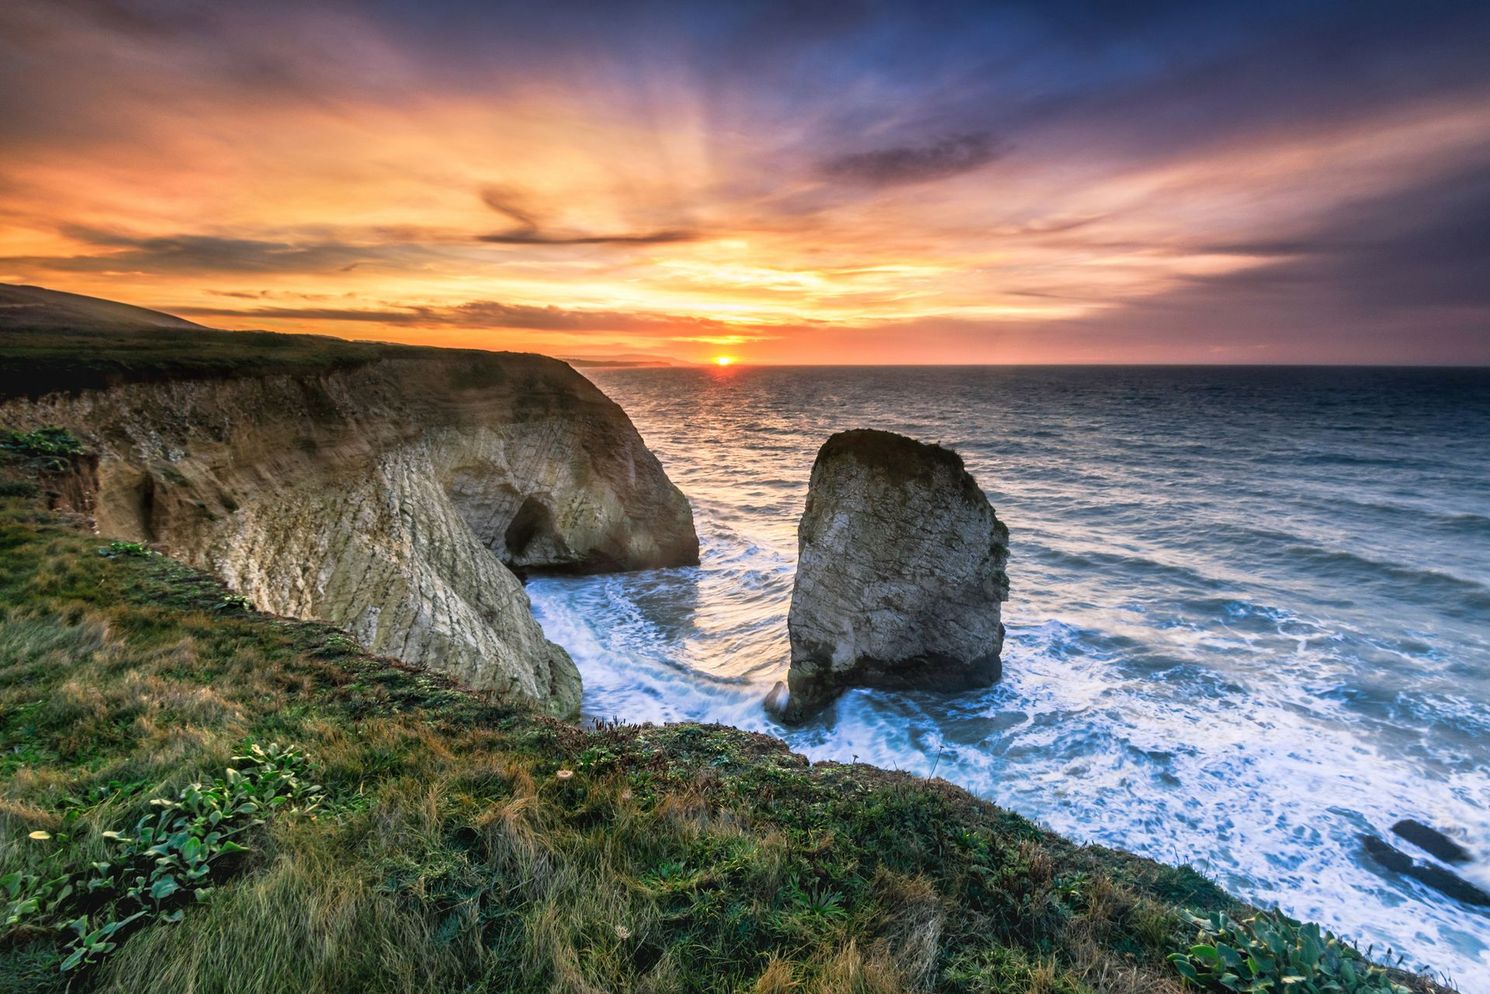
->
[1170,910,1408,994]
[1,428,86,473]
[8,744,324,977]
[0,325,547,401]
[97,541,153,559]
[0,455,1452,993]
[1,428,84,459]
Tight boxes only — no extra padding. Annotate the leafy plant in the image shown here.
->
[320,632,360,655]
[577,744,621,772]
[60,912,145,973]
[1,427,83,459]
[2,871,65,931]
[785,875,847,920]
[2,427,84,474]
[6,743,324,977]
[1170,909,1407,993]
[98,540,154,558]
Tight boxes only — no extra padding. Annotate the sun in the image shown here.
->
[713,356,735,367]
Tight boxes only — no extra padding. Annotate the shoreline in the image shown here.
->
[0,463,1457,992]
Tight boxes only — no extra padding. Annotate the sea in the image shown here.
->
[526,365,1490,990]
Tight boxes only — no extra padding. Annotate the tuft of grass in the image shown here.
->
[0,478,1459,994]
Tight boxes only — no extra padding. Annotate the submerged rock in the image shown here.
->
[1391,819,1473,864]
[764,680,791,718]
[1362,835,1490,907]
[777,429,1008,721]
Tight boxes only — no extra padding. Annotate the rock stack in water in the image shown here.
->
[773,429,1009,721]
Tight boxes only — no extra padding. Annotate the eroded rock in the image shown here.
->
[778,429,1008,721]
[0,354,698,716]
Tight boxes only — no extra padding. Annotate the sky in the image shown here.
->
[2,0,1489,364]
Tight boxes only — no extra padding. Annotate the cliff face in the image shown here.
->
[0,354,698,716]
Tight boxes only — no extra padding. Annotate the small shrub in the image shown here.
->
[1170,909,1407,993]
[0,480,39,498]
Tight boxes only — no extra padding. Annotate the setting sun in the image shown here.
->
[714,356,735,367]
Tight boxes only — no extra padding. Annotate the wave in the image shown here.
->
[1286,494,1490,536]
[1437,512,1490,536]
[1275,543,1490,610]
[1288,450,1434,468]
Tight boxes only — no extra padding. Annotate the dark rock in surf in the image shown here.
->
[763,681,790,720]
[777,429,1008,722]
[1391,819,1472,864]
[1361,835,1490,907]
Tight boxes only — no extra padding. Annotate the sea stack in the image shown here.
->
[774,429,1009,721]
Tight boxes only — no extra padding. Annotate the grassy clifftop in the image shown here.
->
[0,283,426,400]
[0,440,1451,994]
[0,321,558,402]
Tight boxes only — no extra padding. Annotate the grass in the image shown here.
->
[0,449,1453,994]
[0,325,558,401]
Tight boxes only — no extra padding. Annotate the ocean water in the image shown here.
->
[527,365,1490,989]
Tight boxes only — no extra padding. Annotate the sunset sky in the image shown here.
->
[2,1,1489,364]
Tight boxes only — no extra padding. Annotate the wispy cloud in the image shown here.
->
[476,230,697,246]
[477,186,697,246]
[819,133,1009,186]
[3,229,430,275]
[174,305,415,323]
[174,298,786,341]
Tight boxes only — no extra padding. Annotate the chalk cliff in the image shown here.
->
[779,429,1008,720]
[0,353,698,716]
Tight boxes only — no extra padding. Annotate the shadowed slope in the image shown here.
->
[0,283,205,332]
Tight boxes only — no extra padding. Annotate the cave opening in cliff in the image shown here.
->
[505,496,556,561]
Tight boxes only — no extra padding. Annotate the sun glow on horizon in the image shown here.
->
[714,356,735,367]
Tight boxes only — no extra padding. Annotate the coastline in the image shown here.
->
[0,468,1456,992]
